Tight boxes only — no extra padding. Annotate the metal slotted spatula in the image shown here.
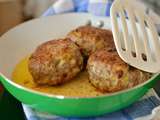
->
[110,0,160,73]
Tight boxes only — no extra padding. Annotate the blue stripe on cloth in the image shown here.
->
[88,3,108,16]
[105,0,113,16]
[42,7,55,16]
[95,111,129,120]
[123,96,160,119]
[121,110,132,120]
[72,0,88,12]
[149,95,160,106]
[24,96,160,120]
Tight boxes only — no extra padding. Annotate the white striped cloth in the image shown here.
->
[23,89,160,120]
[43,0,113,17]
[42,0,160,33]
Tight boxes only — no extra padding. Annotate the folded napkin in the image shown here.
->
[22,0,160,120]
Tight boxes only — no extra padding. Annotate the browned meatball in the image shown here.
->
[67,26,116,57]
[28,38,83,85]
[87,49,151,92]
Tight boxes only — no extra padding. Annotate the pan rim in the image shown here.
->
[0,13,159,100]
[0,72,159,99]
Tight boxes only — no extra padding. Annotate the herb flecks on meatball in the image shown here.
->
[87,49,151,92]
[28,38,83,85]
[67,26,116,57]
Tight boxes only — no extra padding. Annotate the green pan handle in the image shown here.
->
[0,73,5,83]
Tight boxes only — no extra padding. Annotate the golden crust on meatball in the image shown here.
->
[67,26,116,57]
[87,49,151,92]
[28,38,83,85]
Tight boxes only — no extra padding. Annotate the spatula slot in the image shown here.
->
[131,51,136,58]
[141,53,147,61]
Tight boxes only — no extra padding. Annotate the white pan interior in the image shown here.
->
[0,13,155,80]
[0,13,112,79]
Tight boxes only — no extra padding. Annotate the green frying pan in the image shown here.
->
[0,13,159,117]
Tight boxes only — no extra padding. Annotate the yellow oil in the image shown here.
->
[12,57,103,97]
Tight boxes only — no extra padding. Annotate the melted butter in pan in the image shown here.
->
[12,57,103,97]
